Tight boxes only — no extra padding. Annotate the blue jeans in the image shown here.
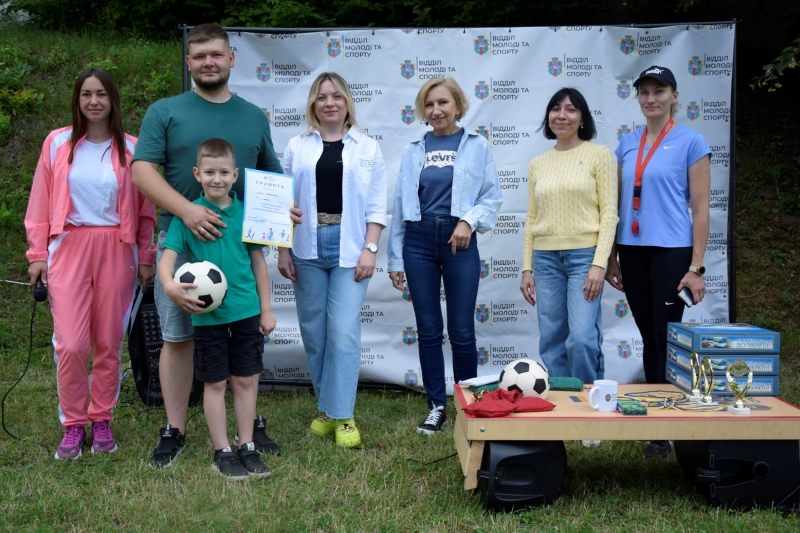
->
[403,215,479,409]
[292,225,369,419]
[533,248,604,384]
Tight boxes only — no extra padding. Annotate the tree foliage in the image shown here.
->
[751,38,800,92]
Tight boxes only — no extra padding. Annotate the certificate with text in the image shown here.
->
[242,169,294,247]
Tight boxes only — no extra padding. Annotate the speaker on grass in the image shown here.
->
[475,440,567,510]
[674,440,800,511]
[128,284,203,407]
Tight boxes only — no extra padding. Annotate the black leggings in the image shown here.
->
[617,245,693,383]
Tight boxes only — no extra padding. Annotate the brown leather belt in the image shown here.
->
[317,213,342,226]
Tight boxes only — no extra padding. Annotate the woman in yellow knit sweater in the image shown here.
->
[519,88,618,384]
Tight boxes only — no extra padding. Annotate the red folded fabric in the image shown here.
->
[514,396,556,412]
[463,388,556,417]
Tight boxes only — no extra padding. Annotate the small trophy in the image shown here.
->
[687,351,703,402]
[726,360,753,415]
[698,356,717,405]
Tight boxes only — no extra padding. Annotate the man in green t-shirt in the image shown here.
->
[132,23,301,468]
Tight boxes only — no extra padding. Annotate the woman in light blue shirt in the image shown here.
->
[278,72,387,448]
[387,77,502,435]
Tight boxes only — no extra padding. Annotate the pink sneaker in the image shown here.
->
[91,421,119,454]
[55,426,86,459]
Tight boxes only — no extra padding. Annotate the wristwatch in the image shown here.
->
[688,265,706,276]
[364,243,378,253]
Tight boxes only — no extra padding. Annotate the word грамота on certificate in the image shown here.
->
[242,169,295,247]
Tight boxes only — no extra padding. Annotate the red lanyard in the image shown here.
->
[631,118,675,236]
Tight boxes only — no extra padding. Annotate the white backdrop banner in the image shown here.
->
[216,24,735,393]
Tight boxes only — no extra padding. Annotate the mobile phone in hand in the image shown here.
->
[678,286,694,307]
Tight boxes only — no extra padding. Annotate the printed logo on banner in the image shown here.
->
[617,125,632,141]
[402,327,417,346]
[402,28,414,34]
[256,33,265,39]
[474,35,490,55]
[620,35,636,55]
[548,57,563,77]
[260,108,272,125]
[475,304,491,323]
[401,105,415,125]
[616,80,632,100]
[261,368,276,379]
[617,341,633,359]
[475,81,490,100]
[404,370,419,386]
[327,39,342,58]
[477,347,490,366]
[256,63,271,83]
[686,102,701,121]
[475,126,490,142]
[401,284,412,302]
[549,26,561,31]
[400,60,415,79]
[688,56,704,76]
[479,260,491,280]
[263,334,271,345]
[614,299,629,318]
[693,25,706,30]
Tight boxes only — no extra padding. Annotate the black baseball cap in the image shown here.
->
[633,65,677,90]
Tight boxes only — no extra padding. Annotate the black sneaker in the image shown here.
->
[644,440,673,459]
[148,425,185,468]
[416,406,447,435]
[252,415,281,456]
[237,441,272,479]
[212,446,250,481]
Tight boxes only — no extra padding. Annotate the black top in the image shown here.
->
[315,140,344,215]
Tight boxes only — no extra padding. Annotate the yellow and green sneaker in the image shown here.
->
[310,414,336,437]
[335,418,361,448]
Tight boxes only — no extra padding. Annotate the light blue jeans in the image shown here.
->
[291,225,369,419]
[533,247,604,384]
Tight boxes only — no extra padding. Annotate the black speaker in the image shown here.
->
[475,440,567,510]
[128,285,202,407]
[674,440,800,511]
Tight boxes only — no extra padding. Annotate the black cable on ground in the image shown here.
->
[1,299,38,440]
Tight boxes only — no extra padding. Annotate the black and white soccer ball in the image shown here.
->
[173,261,228,314]
[498,358,550,399]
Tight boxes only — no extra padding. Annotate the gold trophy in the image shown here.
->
[698,356,716,405]
[726,359,753,415]
[688,351,703,401]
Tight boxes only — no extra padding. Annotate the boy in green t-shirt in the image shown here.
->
[158,138,276,480]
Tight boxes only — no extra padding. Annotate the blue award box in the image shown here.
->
[666,343,780,376]
[666,323,780,354]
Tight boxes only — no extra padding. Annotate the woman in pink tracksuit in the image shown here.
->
[25,67,156,459]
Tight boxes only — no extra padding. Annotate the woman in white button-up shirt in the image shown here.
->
[277,72,387,448]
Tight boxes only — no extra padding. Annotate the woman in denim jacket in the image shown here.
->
[387,77,502,435]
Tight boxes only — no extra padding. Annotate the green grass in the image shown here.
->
[1,22,800,532]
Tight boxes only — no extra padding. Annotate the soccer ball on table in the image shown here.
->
[173,261,228,314]
[499,358,550,399]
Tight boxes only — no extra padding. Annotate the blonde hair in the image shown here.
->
[415,77,470,124]
[197,137,235,166]
[304,72,359,134]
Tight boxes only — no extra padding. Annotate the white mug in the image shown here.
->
[588,379,618,412]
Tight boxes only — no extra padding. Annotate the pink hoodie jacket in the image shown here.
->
[25,126,157,265]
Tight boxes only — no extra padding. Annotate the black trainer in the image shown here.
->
[148,425,185,468]
[252,415,281,455]
[644,440,673,459]
[237,441,272,479]
[416,406,447,435]
[212,446,250,481]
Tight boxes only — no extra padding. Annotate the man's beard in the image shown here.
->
[193,70,229,92]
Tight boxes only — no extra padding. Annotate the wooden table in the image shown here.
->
[453,383,800,492]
